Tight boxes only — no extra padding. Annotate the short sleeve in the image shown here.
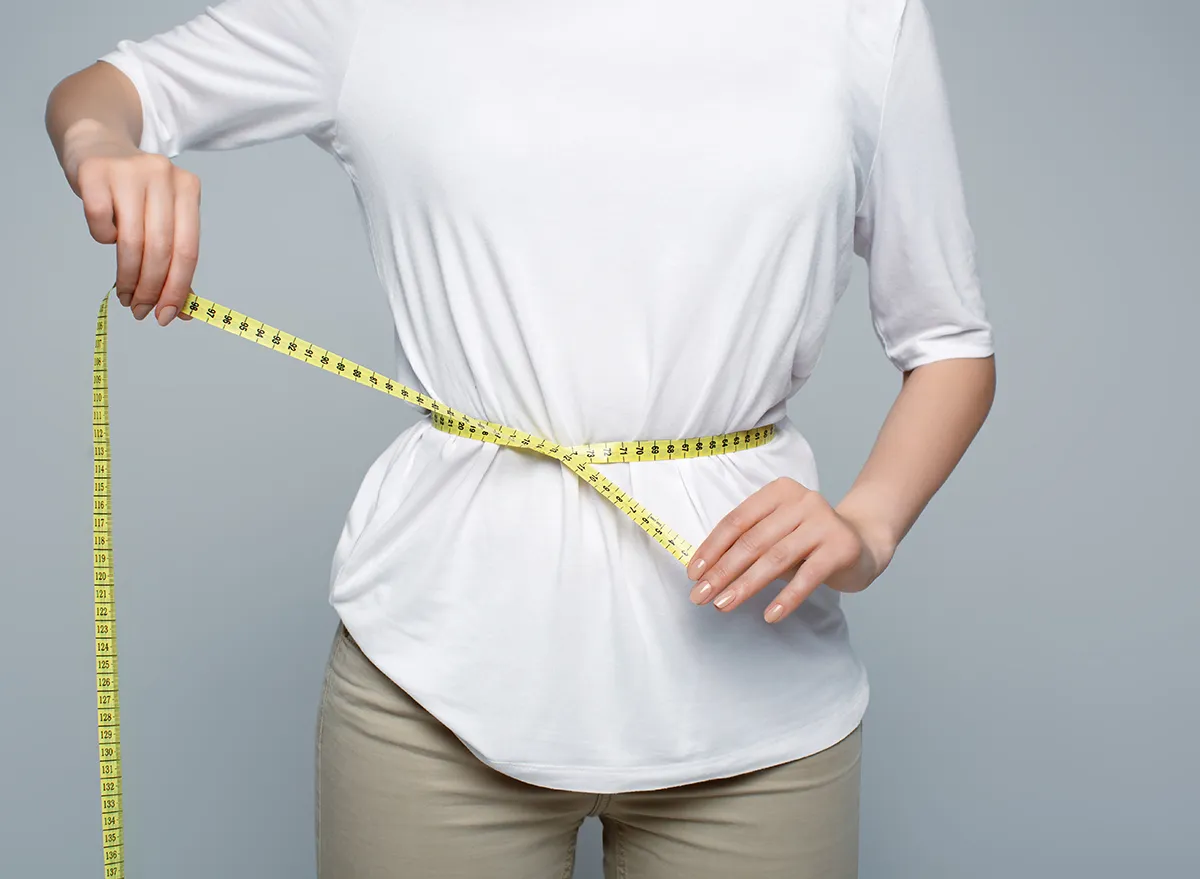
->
[97,0,367,158]
[852,0,995,373]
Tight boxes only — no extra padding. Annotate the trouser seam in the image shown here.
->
[315,625,346,877]
[559,828,579,879]
[615,819,627,879]
[586,792,611,817]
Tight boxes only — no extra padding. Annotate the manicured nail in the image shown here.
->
[764,604,784,623]
[690,581,713,604]
[117,293,132,307]
[157,305,177,326]
[691,558,707,579]
[132,303,152,320]
[714,592,734,610]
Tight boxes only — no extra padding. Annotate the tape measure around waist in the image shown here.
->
[91,285,777,876]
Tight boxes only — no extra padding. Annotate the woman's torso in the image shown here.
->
[324,0,876,792]
[99,0,926,792]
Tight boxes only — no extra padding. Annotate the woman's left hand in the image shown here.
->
[685,477,897,623]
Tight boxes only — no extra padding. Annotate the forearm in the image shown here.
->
[45,61,143,193]
[834,355,996,570]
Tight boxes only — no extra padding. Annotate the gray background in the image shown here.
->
[2,1,1196,876]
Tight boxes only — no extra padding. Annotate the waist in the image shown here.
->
[427,410,784,464]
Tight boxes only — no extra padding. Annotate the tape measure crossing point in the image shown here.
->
[91,286,776,876]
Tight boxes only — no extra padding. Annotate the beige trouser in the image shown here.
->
[316,623,862,878]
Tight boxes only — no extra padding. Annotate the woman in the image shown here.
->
[46,0,996,876]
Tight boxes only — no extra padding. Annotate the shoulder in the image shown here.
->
[211,0,373,46]
[846,0,910,65]
[844,0,913,206]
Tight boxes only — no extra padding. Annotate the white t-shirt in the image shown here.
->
[101,0,994,793]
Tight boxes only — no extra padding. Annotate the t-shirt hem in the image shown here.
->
[891,334,995,373]
[459,678,870,795]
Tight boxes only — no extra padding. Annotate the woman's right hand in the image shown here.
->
[70,129,200,326]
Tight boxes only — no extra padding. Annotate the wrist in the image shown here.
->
[60,119,139,187]
[834,493,902,572]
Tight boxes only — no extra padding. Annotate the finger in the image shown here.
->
[176,286,194,320]
[705,522,822,612]
[79,173,130,307]
[79,164,118,247]
[687,477,800,582]
[156,173,200,326]
[690,507,802,605]
[764,539,861,624]
[130,172,175,320]
[112,177,146,307]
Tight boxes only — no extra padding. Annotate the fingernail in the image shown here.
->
[765,603,784,623]
[157,305,177,326]
[690,558,707,580]
[117,293,131,307]
[132,303,152,320]
[690,581,713,604]
[714,592,734,610]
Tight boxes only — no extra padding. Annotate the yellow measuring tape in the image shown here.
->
[91,285,776,876]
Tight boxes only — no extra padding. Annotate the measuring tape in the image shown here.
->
[91,285,776,876]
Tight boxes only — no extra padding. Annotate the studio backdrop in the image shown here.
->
[1,1,1196,876]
